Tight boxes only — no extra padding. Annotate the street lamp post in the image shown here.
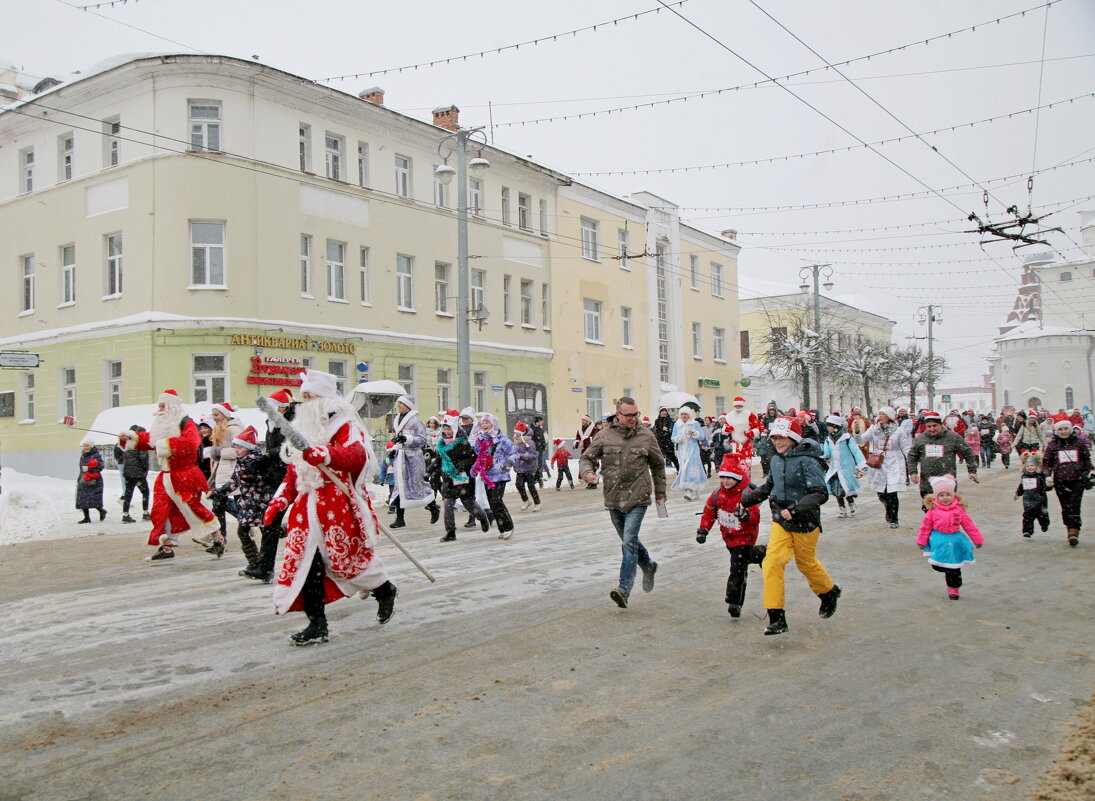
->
[917,305,943,410]
[799,264,833,419]
[435,129,489,408]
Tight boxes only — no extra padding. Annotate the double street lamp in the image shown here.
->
[799,264,834,418]
[435,129,490,408]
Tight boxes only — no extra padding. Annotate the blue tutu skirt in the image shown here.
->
[925,529,975,569]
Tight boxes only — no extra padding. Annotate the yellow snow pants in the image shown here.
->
[761,522,835,610]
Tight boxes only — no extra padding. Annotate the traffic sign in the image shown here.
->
[941,394,952,404]
[0,352,39,368]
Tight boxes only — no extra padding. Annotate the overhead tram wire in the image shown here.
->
[52,0,215,55]
[490,0,1064,129]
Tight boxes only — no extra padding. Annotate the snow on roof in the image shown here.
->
[994,319,1090,342]
[0,52,172,112]
[85,403,270,446]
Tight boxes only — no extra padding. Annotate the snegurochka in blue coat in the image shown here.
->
[821,414,867,518]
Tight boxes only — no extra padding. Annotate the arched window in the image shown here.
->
[1065,386,1075,409]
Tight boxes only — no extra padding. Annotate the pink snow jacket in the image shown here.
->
[916,498,985,547]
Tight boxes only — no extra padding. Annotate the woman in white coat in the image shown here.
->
[853,406,911,529]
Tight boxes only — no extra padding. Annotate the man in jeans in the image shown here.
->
[579,397,667,609]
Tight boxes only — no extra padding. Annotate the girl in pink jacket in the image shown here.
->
[916,474,985,600]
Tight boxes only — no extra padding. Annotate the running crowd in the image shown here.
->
[83,376,1090,644]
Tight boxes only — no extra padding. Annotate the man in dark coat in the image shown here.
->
[114,425,150,523]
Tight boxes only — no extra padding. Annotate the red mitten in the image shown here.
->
[263,497,288,526]
[302,446,330,466]
[86,459,100,470]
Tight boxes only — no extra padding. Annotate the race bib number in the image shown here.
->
[717,509,741,530]
[1022,478,1038,491]
[1059,449,1079,463]
[926,444,944,458]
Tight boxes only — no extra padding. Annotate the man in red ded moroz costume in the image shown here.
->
[119,389,221,560]
[263,368,397,646]
[723,396,763,459]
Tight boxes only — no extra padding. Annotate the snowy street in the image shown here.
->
[1,466,1092,800]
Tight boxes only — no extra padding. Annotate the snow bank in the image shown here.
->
[0,468,125,545]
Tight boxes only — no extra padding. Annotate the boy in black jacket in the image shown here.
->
[1015,455,1050,538]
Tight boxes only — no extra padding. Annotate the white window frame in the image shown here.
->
[1065,385,1075,408]
[359,246,371,305]
[58,132,74,182]
[19,147,33,194]
[541,283,551,331]
[298,123,312,172]
[433,164,448,208]
[501,187,511,225]
[396,253,415,311]
[437,368,452,411]
[518,193,531,230]
[192,353,227,404]
[357,141,369,187]
[474,370,488,412]
[300,234,313,297]
[584,298,603,344]
[398,363,416,399]
[713,327,726,362]
[520,278,534,327]
[106,360,122,408]
[539,198,548,235]
[325,132,344,181]
[689,255,700,290]
[60,244,76,306]
[580,217,599,261]
[104,233,123,299]
[326,239,346,301]
[692,322,702,359]
[469,178,483,217]
[103,117,120,168]
[715,395,727,413]
[621,306,633,348]
[22,372,35,421]
[1060,271,1073,282]
[394,155,411,198]
[61,367,77,420]
[189,221,226,288]
[586,386,604,421]
[188,100,222,152]
[618,228,630,270]
[20,254,35,314]
[711,262,725,297]
[328,360,347,395]
[435,261,451,315]
[471,268,485,312]
[503,274,513,325]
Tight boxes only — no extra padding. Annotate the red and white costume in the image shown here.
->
[269,396,389,615]
[125,390,219,547]
[723,397,763,459]
[574,414,597,454]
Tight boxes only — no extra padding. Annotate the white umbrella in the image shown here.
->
[658,391,700,411]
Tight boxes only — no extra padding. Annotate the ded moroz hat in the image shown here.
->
[768,415,803,442]
[268,388,294,406]
[300,369,338,399]
[232,425,259,451]
[159,388,183,407]
[718,453,749,480]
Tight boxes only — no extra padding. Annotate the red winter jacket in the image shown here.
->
[699,484,760,548]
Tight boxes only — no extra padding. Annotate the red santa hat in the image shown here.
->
[718,453,749,480]
[732,397,746,407]
[922,411,943,424]
[268,388,294,406]
[514,421,528,435]
[211,402,237,419]
[642,416,651,425]
[384,441,397,452]
[850,406,861,414]
[159,388,182,407]
[553,438,563,445]
[231,425,259,451]
[768,415,803,442]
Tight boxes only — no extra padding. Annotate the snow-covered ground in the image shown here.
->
[0,467,128,545]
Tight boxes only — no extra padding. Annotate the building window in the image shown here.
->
[19,148,34,194]
[584,298,603,343]
[396,253,414,309]
[692,322,702,358]
[655,241,671,384]
[740,330,751,360]
[103,117,121,167]
[469,178,483,217]
[58,133,74,182]
[689,255,699,290]
[325,133,344,181]
[713,327,726,361]
[394,155,411,197]
[1065,385,1075,408]
[1060,271,1073,282]
[437,368,452,411]
[471,268,485,312]
[618,228,630,270]
[711,262,724,297]
[0,391,14,418]
[770,326,787,339]
[105,233,123,297]
[190,221,225,287]
[298,123,311,172]
[326,240,346,300]
[715,395,727,413]
[621,306,633,347]
[357,141,369,187]
[503,274,513,324]
[60,244,76,305]
[192,354,226,404]
[359,247,370,304]
[580,217,599,261]
[21,254,34,313]
[398,363,415,399]
[329,360,347,395]
[501,187,511,225]
[61,367,77,420]
[106,360,122,408]
[300,234,312,296]
[520,279,534,326]
[434,165,448,208]
[541,283,551,330]
[539,198,548,235]
[22,372,35,420]
[188,100,221,151]
[518,193,531,230]
[474,371,488,412]
[586,386,604,421]
[435,262,450,313]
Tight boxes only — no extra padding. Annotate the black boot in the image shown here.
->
[121,514,137,524]
[237,526,259,571]
[289,614,328,646]
[464,516,478,528]
[764,609,788,635]
[372,581,397,624]
[390,509,406,529]
[99,508,107,521]
[240,565,273,582]
[818,585,842,619]
[427,501,440,525]
[440,531,456,542]
[78,510,91,524]
[479,511,490,532]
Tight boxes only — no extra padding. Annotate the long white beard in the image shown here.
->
[289,396,358,492]
[725,408,751,442]
[149,405,185,442]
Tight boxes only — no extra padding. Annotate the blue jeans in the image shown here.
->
[608,505,653,594]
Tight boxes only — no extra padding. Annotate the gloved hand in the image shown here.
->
[696,528,708,543]
[391,435,407,445]
[975,543,983,549]
[917,544,926,550]
[263,497,288,527]
[302,446,330,466]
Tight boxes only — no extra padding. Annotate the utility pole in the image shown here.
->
[799,264,833,418]
[917,305,943,410]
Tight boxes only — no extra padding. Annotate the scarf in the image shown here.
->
[436,437,467,482]
[471,436,496,489]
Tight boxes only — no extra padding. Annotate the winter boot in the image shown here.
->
[464,516,478,528]
[1068,528,1080,547]
[192,533,214,547]
[521,499,531,511]
[289,615,328,646]
[532,503,542,513]
[440,531,456,542]
[206,538,226,558]
[240,566,273,582]
[947,587,960,600]
[751,543,768,564]
[373,581,398,624]
[78,510,91,524]
[149,545,174,561]
[642,561,658,593]
[390,509,406,529]
[609,587,629,609]
[142,511,151,521]
[847,498,856,516]
[837,508,847,519]
[764,609,788,635]
[427,501,441,525]
[728,604,742,618]
[478,511,490,532]
[818,585,842,619]
[99,508,107,521]
[122,514,137,524]
[237,527,260,571]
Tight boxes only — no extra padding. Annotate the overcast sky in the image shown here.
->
[6,0,1095,385]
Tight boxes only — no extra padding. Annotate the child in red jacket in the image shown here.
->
[696,454,766,617]
[550,439,574,490]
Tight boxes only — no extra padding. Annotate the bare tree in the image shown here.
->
[832,340,895,417]
[890,345,947,409]
[759,302,846,410]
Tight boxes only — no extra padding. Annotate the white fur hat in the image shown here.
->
[395,394,416,410]
[158,388,183,407]
[878,406,897,421]
[300,369,338,398]
[459,406,477,420]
